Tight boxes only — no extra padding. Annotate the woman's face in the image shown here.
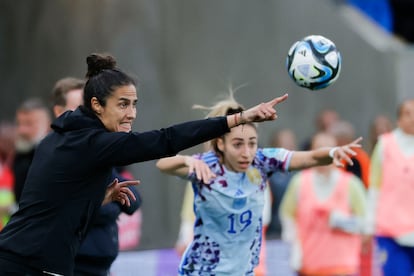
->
[217,124,258,172]
[94,84,137,132]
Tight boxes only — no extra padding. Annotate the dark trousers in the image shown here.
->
[0,257,47,276]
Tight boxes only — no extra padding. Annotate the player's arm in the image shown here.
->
[288,137,363,171]
[156,155,216,184]
[156,155,189,176]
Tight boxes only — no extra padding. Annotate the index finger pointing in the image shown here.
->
[351,136,363,145]
[119,180,140,187]
[268,93,289,107]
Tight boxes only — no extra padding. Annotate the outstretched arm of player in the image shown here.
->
[288,137,363,171]
[156,155,216,184]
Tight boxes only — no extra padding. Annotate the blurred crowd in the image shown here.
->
[270,102,414,276]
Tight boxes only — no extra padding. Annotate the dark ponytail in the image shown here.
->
[85,53,117,78]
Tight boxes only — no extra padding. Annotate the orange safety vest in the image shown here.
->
[297,169,361,275]
[376,133,414,237]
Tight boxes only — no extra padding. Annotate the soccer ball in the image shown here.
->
[286,35,341,90]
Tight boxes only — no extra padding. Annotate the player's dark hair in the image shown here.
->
[83,53,136,112]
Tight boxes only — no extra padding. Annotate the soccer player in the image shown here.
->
[156,92,362,275]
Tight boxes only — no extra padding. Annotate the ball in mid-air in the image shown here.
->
[286,35,341,90]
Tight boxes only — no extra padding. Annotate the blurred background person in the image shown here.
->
[0,121,17,231]
[50,76,142,276]
[50,77,84,117]
[328,119,371,189]
[300,108,340,150]
[368,114,394,154]
[328,119,372,276]
[267,128,298,238]
[12,98,51,204]
[280,131,367,276]
[365,98,414,276]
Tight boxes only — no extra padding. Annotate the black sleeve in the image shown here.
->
[91,202,122,226]
[93,117,230,167]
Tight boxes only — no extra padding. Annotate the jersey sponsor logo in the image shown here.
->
[247,168,261,185]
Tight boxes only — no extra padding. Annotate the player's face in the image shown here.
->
[96,84,137,133]
[217,124,258,172]
[398,99,414,135]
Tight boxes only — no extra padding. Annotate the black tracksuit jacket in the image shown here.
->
[74,169,141,275]
[0,106,229,275]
